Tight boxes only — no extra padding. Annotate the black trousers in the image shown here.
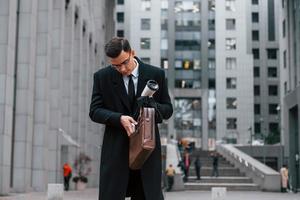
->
[64,175,71,191]
[127,170,145,200]
[167,176,174,191]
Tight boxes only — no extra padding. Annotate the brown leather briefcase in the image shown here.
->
[129,107,155,170]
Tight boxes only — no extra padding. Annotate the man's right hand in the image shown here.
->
[120,115,137,137]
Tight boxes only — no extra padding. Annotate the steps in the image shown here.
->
[183,150,260,191]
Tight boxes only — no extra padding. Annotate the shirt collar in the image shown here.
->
[131,59,139,78]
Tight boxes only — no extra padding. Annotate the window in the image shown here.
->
[175,40,201,51]
[175,79,193,88]
[254,122,261,133]
[269,85,278,96]
[269,123,279,133]
[141,57,150,64]
[117,12,124,23]
[208,39,215,49]
[209,79,215,89]
[254,85,260,96]
[175,60,182,69]
[268,0,275,41]
[284,81,287,94]
[226,19,236,30]
[254,104,261,114]
[208,19,215,30]
[267,49,277,59]
[161,39,168,50]
[252,30,259,41]
[252,12,259,23]
[140,38,150,49]
[141,18,151,30]
[283,50,287,68]
[226,78,237,89]
[226,58,237,70]
[226,38,236,50]
[254,66,260,77]
[252,0,259,4]
[208,59,215,69]
[225,0,236,12]
[141,0,151,11]
[268,67,277,78]
[252,49,260,59]
[194,59,201,69]
[183,60,193,69]
[117,0,124,4]
[227,98,237,109]
[227,118,237,129]
[117,30,124,37]
[269,104,278,114]
[282,20,286,38]
[161,59,168,69]
[209,0,215,11]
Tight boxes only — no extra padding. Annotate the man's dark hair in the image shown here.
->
[105,37,131,58]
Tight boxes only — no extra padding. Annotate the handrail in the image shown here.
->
[217,144,281,191]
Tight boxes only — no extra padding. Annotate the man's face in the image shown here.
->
[110,50,135,76]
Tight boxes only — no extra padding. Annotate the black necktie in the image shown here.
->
[128,74,135,108]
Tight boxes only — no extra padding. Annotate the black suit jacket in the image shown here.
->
[89,58,173,200]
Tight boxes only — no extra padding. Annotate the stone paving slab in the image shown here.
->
[0,189,299,200]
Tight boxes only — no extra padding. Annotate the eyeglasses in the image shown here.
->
[111,54,131,69]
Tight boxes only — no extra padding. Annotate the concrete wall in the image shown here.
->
[0,0,114,195]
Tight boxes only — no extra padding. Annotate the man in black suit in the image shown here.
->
[89,37,173,200]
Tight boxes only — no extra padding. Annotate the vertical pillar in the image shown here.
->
[71,5,82,157]
[13,0,38,192]
[31,0,52,191]
[0,0,17,195]
[48,0,65,183]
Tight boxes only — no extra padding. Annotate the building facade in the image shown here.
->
[247,0,281,144]
[279,0,300,191]
[115,0,261,149]
[215,0,254,144]
[0,0,114,195]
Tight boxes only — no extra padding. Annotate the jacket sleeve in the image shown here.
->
[156,70,173,121]
[89,73,122,128]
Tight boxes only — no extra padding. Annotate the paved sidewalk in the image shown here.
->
[1,188,299,200]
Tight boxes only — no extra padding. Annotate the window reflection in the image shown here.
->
[175,98,202,138]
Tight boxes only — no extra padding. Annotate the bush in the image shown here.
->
[72,152,92,183]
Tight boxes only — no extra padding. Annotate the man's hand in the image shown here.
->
[120,115,137,137]
[137,96,157,108]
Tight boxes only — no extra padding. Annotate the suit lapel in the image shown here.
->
[136,59,148,98]
[111,68,131,112]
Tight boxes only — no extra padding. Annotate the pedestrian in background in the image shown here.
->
[183,151,191,181]
[194,156,201,180]
[165,164,176,191]
[63,163,72,191]
[211,152,219,177]
[280,164,289,192]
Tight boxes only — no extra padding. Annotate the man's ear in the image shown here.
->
[131,50,136,57]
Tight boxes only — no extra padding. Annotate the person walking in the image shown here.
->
[183,151,191,181]
[165,164,176,191]
[89,37,173,200]
[194,156,201,180]
[63,163,72,191]
[211,152,219,177]
[280,164,289,192]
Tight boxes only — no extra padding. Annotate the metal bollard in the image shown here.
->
[47,184,64,200]
[211,187,227,200]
